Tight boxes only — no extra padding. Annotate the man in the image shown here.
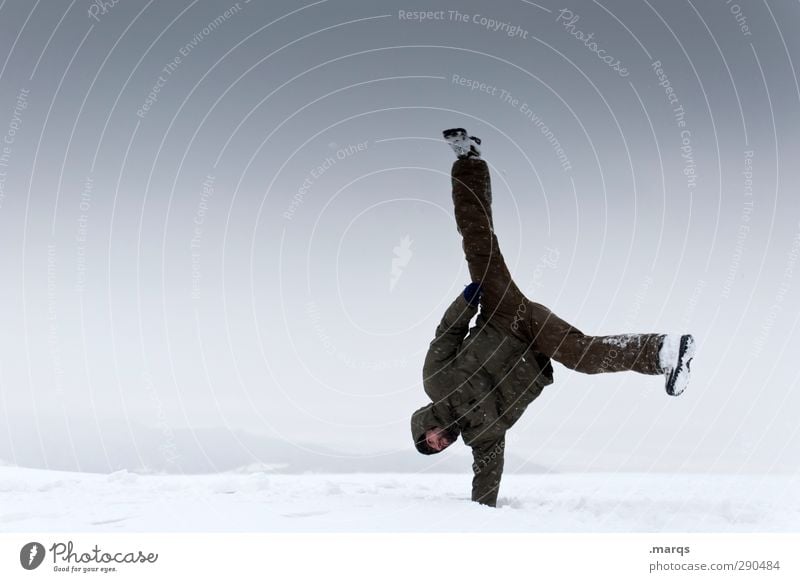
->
[410,128,696,507]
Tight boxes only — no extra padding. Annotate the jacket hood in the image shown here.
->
[410,402,460,455]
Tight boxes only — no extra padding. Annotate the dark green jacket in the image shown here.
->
[411,293,553,507]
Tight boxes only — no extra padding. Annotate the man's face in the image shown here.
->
[425,427,454,452]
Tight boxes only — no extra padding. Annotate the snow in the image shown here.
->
[1,466,797,532]
[600,334,638,349]
[658,333,681,370]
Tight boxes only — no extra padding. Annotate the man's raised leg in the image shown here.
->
[450,156,526,329]
[445,132,694,393]
[524,300,664,375]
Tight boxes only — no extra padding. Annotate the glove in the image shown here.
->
[463,282,482,307]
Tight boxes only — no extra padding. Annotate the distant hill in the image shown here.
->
[0,421,550,475]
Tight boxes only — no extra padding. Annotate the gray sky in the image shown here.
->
[0,0,798,474]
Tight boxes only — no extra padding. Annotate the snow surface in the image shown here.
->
[1,467,797,532]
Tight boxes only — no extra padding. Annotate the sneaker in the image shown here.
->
[443,128,482,159]
[659,334,696,396]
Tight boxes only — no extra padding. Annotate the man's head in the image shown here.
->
[411,402,460,455]
[424,426,455,452]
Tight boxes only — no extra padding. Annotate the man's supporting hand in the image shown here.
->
[471,436,505,507]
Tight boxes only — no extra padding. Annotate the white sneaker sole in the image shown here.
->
[443,129,481,159]
[665,334,695,396]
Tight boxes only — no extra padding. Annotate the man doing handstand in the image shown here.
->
[410,129,695,507]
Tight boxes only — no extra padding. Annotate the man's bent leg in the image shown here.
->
[526,301,664,375]
[451,157,525,327]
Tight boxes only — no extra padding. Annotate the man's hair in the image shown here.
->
[415,427,458,455]
[414,432,436,455]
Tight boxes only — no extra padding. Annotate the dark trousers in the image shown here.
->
[451,157,663,375]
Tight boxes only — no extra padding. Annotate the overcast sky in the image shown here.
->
[0,0,798,475]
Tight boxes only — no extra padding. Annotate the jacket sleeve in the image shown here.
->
[471,435,505,507]
[423,294,477,370]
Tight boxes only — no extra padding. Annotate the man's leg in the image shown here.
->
[451,156,666,377]
[451,157,526,329]
[524,301,664,375]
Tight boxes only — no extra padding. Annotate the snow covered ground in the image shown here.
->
[0,467,797,532]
